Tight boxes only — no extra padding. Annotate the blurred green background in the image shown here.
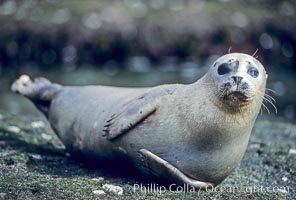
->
[0,0,295,120]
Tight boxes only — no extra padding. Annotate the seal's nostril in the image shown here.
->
[232,76,243,85]
[224,82,232,89]
[241,82,249,90]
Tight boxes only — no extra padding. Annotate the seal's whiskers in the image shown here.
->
[255,89,277,114]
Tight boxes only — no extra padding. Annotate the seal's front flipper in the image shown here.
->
[11,74,61,116]
[103,95,158,140]
[103,86,177,140]
[139,149,213,189]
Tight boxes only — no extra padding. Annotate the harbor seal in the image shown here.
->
[11,53,267,188]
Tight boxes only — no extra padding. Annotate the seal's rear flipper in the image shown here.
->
[139,149,214,189]
[11,75,61,116]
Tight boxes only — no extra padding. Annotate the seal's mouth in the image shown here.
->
[229,91,251,100]
[224,91,253,105]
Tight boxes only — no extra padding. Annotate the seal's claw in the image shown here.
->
[104,123,110,128]
[106,117,114,123]
[104,124,123,140]
[102,127,109,135]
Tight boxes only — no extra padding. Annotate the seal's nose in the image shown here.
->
[232,76,243,85]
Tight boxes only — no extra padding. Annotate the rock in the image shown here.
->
[31,121,45,129]
[4,158,14,165]
[250,177,259,183]
[93,190,106,195]
[0,114,3,120]
[6,126,21,134]
[41,133,53,141]
[279,188,289,194]
[65,153,71,157]
[92,177,105,182]
[282,176,288,182]
[102,184,123,196]
[29,154,42,160]
[250,143,260,149]
[0,141,6,147]
[0,193,7,199]
[288,149,296,155]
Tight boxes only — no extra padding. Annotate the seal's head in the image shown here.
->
[209,53,267,112]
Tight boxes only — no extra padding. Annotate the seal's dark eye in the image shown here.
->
[217,63,231,75]
[248,67,259,78]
